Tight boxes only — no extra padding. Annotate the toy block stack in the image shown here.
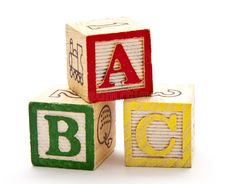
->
[29,17,194,170]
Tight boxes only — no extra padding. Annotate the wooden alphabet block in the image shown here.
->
[124,85,194,168]
[66,17,153,102]
[29,87,115,170]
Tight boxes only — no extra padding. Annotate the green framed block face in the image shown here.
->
[29,103,94,170]
[29,87,116,170]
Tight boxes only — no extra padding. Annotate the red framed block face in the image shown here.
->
[66,17,153,102]
[87,30,152,102]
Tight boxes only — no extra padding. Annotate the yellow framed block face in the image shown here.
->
[124,85,194,168]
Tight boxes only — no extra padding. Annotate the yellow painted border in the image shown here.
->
[124,101,192,168]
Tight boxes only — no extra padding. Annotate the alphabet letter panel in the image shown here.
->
[124,85,194,168]
[29,87,115,170]
[66,17,153,102]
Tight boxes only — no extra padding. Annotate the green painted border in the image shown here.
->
[29,102,94,170]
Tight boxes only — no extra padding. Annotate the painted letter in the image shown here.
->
[98,44,142,88]
[136,114,177,157]
[45,115,81,156]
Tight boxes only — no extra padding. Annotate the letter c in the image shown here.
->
[136,114,177,157]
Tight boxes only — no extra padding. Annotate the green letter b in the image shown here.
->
[44,115,81,157]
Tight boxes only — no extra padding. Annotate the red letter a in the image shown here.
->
[98,44,142,88]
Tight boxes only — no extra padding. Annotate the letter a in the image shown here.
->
[98,44,142,88]
[45,115,81,157]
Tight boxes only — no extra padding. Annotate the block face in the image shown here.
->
[37,87,89,105]
[66,25,89,101]
[69,17,147,36]
[29,102,94,170]
[124,101,192,168]
[87,30,152,102]
[94,102,116,167]
[37,110,86,162]
[131,110,183,159]
[95,37,145,93]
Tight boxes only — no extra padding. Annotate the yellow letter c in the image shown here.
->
[136,114,177,157]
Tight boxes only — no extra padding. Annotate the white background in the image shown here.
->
[0,0,235,183]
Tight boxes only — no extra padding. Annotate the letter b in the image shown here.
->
[45,115,81,157]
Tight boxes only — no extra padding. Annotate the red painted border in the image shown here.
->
[86,29,153,102]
